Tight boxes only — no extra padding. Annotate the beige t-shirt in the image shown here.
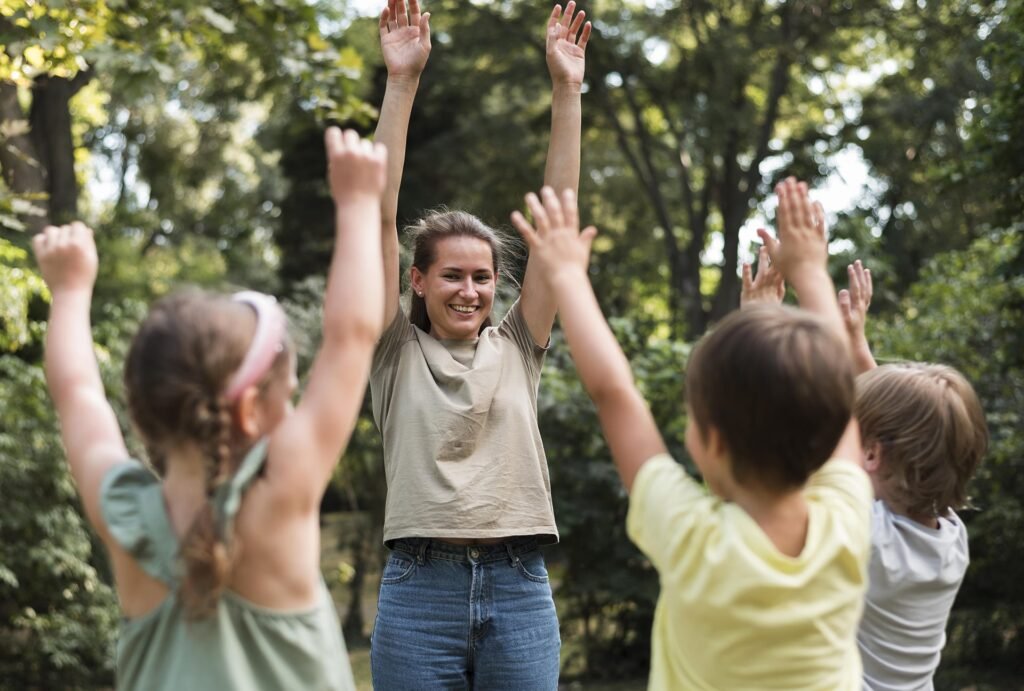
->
[370,299,558,546]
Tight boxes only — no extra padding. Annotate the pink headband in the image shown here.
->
[223,291,287,402]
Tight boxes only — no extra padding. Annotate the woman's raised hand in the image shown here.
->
[379,0,431,79]
[546,2,591,87]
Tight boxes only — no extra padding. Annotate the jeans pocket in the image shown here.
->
[514,551,550,584]
[380,554,418,585]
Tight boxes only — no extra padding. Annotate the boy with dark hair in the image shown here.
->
[511,178,871,689]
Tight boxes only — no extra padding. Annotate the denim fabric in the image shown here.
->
[370,538,561,690]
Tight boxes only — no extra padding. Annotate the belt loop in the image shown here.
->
[505,542,519,567]
[416,539,428,566]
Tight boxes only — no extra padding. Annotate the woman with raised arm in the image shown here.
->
[368,1,591,688]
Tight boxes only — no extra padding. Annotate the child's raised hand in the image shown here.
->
[761,177,828,283]
[379,0,431,79]
[741,240,786,308]
[511,187,597,281]
[838,259,872,343]
[546,2,591,87]
[325,127,388,206]
[32,222,98,295]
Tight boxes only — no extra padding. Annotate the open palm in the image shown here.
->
[380,0,431,78]
[546,2,591,86]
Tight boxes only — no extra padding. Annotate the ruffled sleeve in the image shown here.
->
[100,461,180,587]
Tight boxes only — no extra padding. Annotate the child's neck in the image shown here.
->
[162,443,212,537]
[731,484,810,558]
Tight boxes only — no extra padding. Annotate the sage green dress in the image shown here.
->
[100,441,355,691]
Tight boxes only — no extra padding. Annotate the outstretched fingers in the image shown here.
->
[559,1,576,30]
[578,21,592,49]
[409,0,421,26]
[395,0,409,27]
[742,262,754,293]
[547,4,562,32]
[510,211,538,248]
[525,192,551,237]
[756,227,780,260]
[540,186,565,229]
[567,8,586,43]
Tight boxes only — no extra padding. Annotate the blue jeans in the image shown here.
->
[370,537,561,690]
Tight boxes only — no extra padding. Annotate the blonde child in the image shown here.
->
[34,129,386,690]
[837,262,988,690]
[511,179,872,689]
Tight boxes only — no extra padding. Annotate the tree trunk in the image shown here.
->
[29,71,92,224]
[0,81,48,233]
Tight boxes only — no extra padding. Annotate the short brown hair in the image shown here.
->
[686,305,855,492]
[856,363,987,517]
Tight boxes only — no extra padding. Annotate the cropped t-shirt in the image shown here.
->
[370,300,558,545]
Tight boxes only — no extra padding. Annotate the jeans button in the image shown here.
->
[469,548,480,559]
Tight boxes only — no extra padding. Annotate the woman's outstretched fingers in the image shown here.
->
[578,21,592,49]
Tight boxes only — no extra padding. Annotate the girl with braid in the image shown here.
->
[34,129,386,690]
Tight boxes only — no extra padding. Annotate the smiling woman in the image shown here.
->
[406,210,509,340]
[363,0,591,688]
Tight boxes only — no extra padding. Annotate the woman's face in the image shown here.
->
[411,235,496,341]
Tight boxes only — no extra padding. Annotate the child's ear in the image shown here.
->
[863,441,882,473]
[706,424,728,461]
[233,388,261,438]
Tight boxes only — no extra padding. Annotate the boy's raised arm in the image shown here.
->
[520,2,591,347]
[512,188,667,492]
[839,260,877,374]
[762,177,862,464]
[34,223,129,533]
[375,0,431,325]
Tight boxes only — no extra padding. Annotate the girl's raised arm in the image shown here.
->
[35,223,129,533]
[267,130,387,509]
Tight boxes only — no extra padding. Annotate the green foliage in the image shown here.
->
[543,317,690,680]
[0,238,47,352]
[0,355,118,687]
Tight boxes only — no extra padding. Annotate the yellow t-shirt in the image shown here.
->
[626,454,872,691]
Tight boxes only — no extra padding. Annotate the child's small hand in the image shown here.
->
[761,177,827,283]
[32,222,98,295]
[325,128,388,206]
[546,2,591,87]
[741,239,785,309]
[838,259,872,343]
[379,0,431,79]
[511,187,597,282]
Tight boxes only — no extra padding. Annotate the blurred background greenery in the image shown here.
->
[1,0,1021,687]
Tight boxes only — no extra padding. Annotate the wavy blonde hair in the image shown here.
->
[856,362,988,517]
